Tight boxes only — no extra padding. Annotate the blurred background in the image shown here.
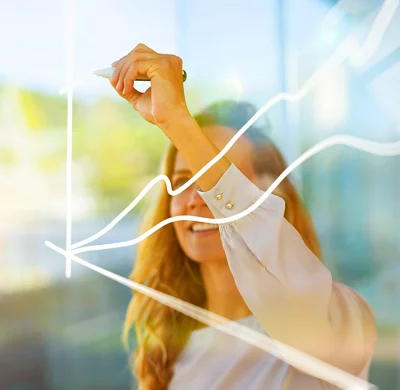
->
[0,0,399,389]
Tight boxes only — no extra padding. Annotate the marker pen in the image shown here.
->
[94,67,187,82]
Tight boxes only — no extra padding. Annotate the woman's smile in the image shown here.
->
[189,222,219,237]
[189,222,219,238]
[191,222,219,232]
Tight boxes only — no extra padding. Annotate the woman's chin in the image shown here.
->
[188,228,220,238]
[179,230,226,263]
[186,246,226,264]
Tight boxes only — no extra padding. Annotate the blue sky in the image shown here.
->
[0,0,179,97]
[1,0,399,144]
[0,0,331,104]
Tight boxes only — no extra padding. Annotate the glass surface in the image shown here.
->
[0,0,399,389]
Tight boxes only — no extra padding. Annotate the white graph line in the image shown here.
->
[69,135,400,255]
[45,240,377,390]
[65,0,76,278]
[59,80,82,95]
[70,0,399,252]
[350,0,398,67]
[44,1,398,388]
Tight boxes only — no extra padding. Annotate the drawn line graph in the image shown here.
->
[69,0,399,253]
[44,0,399,389]
[66,135,400,255]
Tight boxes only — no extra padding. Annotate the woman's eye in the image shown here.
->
[174,178,189,188]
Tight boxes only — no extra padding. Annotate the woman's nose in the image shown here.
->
[186,184,205,209]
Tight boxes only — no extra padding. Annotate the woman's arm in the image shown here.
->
[162,111,377,375]
[108,43,232,192]
[109,43,377,376]
[197,162,377,376]
[158,113,232,192]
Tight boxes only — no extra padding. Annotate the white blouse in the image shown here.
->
[169,162,377,390]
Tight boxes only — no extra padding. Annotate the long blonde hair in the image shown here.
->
[123,101,322,389]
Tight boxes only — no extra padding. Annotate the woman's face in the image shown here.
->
[169,125,261,264]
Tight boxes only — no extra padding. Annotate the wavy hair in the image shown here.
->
[122,100,323,389]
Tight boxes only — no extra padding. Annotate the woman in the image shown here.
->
[110,44,377,389]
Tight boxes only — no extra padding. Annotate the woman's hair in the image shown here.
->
[123,100,323,389]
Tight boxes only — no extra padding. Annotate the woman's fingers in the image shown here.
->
[122,63,136,95]
[122,60,155,101]
[106,43,189,126]
[121,53,158,94]
[117,60,133,93]
[133,42,156,53]
[110,59,154,103]
[111,49,157,94]
[109,56,127,88]
[111,55,126,67]
[122,57,154,95]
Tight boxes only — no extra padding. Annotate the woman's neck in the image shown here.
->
[199,260,252,321]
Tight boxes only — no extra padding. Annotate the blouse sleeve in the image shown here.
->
[197,162,377,376]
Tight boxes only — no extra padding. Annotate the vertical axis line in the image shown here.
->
[66,0,76,278]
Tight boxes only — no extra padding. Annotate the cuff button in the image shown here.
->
[226,202,234,209]
[216,193,223,200]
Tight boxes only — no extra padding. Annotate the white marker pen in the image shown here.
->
[94,66,187,82]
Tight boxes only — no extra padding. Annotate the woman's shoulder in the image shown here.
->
[330,281,377,348]
[332,282,376,321]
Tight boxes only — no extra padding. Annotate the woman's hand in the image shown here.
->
[109,43,191,131]
[110,43,232,193]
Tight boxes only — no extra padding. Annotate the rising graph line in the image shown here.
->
[69,0,399,253]
[66,135,400,255]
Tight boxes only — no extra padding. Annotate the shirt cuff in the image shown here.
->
[197,162,284,221]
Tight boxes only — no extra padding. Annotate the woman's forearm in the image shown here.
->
[160,114,231,192]
[109,44,231,192]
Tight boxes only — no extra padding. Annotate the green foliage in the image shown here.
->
[0,148,15,166]
[73,97,169,214]
[0,84,203,216]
